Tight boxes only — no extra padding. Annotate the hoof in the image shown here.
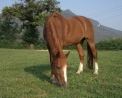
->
[50,77,55,81]
[51,77,58,85]
[52,80,58,84]
[76,72,80,74]
[93,72,98,74]
[93,69,98,74]
[76,70,83,74]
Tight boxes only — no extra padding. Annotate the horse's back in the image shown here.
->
[43,12,94,46]
[61,16,94,46]
[71,16,94,37]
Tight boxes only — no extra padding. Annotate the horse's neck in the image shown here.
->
[52,12,64,20]
[48,12,65,58]
[51,44,64,58]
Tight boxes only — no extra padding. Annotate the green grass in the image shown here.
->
[0,49,122,98]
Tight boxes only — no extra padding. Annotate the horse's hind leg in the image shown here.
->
[86,40,98,74]
[76,43,84,74]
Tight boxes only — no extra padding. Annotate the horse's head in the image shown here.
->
[51,51,70,87]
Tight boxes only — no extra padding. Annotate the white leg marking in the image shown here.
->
[52,78,58,84]
[94,62,98,74]
[50,75,55,80]
[76,62,83,74]
[63,66,67,82]
[51,75,58,84]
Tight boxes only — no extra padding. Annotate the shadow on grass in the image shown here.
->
[24,64,51,83]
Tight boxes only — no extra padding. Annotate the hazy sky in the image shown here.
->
[0,0,122,31]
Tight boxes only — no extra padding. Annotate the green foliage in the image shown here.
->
[35,39,47,49]
[0,18,20,41]
[0,39,47,49]
[1,37,122,51]
[0,49,122,97]
[0,40,27,49]
[2,0,61,25]
[2,0,61,45]
[22,27,39,45]
[96,38,122,50]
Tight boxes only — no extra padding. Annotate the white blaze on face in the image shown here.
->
[63,65,67,82]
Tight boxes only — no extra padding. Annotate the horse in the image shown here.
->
[43,12,98,87]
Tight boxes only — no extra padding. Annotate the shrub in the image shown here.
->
[96,38,122,50]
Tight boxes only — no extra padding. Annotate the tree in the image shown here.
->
[2,0,61,46]
[0,16,20,41]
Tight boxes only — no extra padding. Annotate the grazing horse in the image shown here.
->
[43,12,98,87]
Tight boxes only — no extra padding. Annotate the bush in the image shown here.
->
[96,38,122,50]
[34,39,47,49]
[0,40,27,49]
[0,39,47,49]
[1,38,122,50]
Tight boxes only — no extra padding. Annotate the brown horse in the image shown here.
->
[43,12,98,87]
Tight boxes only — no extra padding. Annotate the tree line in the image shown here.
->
[95,38,122,50]
[0,37,122,50]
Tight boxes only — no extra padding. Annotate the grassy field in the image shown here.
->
[0,49,122,98]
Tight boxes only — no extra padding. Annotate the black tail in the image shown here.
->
[87,43,93,69]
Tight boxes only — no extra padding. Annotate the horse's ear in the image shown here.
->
[65,51,70,58]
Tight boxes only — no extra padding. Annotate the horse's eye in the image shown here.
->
[56,66,61,69]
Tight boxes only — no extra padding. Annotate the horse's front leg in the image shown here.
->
[50,54,55,80]
[51,68,58,84]
[49,54,58,83]
[47,47,55,81]
[76,43,84,74]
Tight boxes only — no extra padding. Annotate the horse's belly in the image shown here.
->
[63,32,84,46]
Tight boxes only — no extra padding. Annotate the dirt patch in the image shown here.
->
[36,50,48,51]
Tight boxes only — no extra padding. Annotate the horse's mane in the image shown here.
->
[46,12,64,57]
[51,12,65,20]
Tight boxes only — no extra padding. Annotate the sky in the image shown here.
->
[0,0,122,31]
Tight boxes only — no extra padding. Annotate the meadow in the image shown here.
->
[0,49,122,98]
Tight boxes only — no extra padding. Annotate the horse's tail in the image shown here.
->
[87,43,93,69]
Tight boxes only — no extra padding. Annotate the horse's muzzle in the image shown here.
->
[59,82,68,87]
[51,78,68,87]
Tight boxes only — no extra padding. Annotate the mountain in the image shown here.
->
[60,9,122,43]
[61,9,76,17]
[90,19,122,42]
